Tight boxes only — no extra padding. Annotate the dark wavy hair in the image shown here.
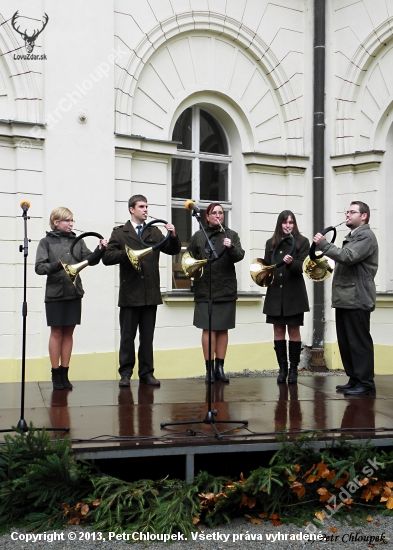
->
[271,210,302,250]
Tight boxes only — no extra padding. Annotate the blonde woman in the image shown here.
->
[35,207,107,390]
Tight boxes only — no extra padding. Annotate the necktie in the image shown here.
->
[136,225,142,236]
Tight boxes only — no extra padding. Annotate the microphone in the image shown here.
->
[20,200,31,212]
[185,200,200,214]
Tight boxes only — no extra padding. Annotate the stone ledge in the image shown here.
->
[162,291,263,303]
[376,293,393,308]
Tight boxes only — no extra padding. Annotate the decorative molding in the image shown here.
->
[115,132,180,145]
[331,149,384,172]
[376,293,393,308]
[162,291,263,303]
[115,11,303,153]
[0,132,43,146]
[335,17,393,155]
[115,133,178,156]
[0,119,45,127]
[0,15,41,123]
[331,149,385,159]
[243,151,308,173]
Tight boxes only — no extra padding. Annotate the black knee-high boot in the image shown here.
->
[215,358,229,383]
[205,360,215,383]
[274,340,288,383]
[288,341,302,384]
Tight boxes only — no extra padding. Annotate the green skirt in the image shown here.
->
[193,301,236,330]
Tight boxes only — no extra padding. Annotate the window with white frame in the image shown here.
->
[171,106,232,289]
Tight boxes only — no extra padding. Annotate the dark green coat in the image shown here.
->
[35,230,97,302]
[187,225,244,302]
[263,235,310,317]
[102,221,181,307]
[317,224,378,311]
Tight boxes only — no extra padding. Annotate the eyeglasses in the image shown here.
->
[344,210,360,216]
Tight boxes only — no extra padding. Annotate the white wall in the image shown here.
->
[0,0,392,378]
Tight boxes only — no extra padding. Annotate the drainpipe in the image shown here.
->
[310,0,328,370]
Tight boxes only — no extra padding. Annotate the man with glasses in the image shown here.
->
[103,195,181,387]
[313,201,378,395]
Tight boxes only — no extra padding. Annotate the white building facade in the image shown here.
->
[0,0,392,382]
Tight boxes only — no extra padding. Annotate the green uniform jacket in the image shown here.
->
[102,221,181,307]
[263,235,310,317]
[317,224,378,311]
[35,230,97,302]
[187,225,244,302]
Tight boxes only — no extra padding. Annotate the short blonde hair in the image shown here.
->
[49,207,73,230]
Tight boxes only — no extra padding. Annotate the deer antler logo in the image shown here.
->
[11,11,49,54]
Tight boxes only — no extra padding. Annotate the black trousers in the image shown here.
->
[335,308,375,390]
[119,305,157,379]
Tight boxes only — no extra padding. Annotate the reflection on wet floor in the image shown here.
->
[0,376,391,445]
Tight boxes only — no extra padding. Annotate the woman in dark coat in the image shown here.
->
[264,210,309,384]
[35,207,107,390]
[187,203,244,383]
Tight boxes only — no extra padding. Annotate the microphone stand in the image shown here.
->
[0,206,69,435]
[161,210,248,440]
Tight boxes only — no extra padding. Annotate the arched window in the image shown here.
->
[171,106,232,289]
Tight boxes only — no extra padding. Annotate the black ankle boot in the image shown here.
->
[51,368,64,390]
[205,360,215,383]
[274,340,288,383]
[60,366,73,389]
[288,341,302,384]
[215,358,229,383]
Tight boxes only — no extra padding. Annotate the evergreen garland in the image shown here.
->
[0,424,93,533]
[0,426,393,535]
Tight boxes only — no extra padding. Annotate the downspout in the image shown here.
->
[310,0,328,370]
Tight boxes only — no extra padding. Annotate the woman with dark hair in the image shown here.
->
[187,203,244,383]
[264,210,309,384]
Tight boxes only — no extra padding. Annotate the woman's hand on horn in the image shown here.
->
[283,254,293,264]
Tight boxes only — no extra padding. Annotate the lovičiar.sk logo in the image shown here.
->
[11,11,48,58]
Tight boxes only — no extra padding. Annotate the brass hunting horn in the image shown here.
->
[303,221,346,282]
[125,219,171,272]
[62,231,104,285]
[250,234,295,287]
[181,251,207,280]
[181,226,228,280]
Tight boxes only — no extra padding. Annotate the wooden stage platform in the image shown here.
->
[1,375,392,481]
